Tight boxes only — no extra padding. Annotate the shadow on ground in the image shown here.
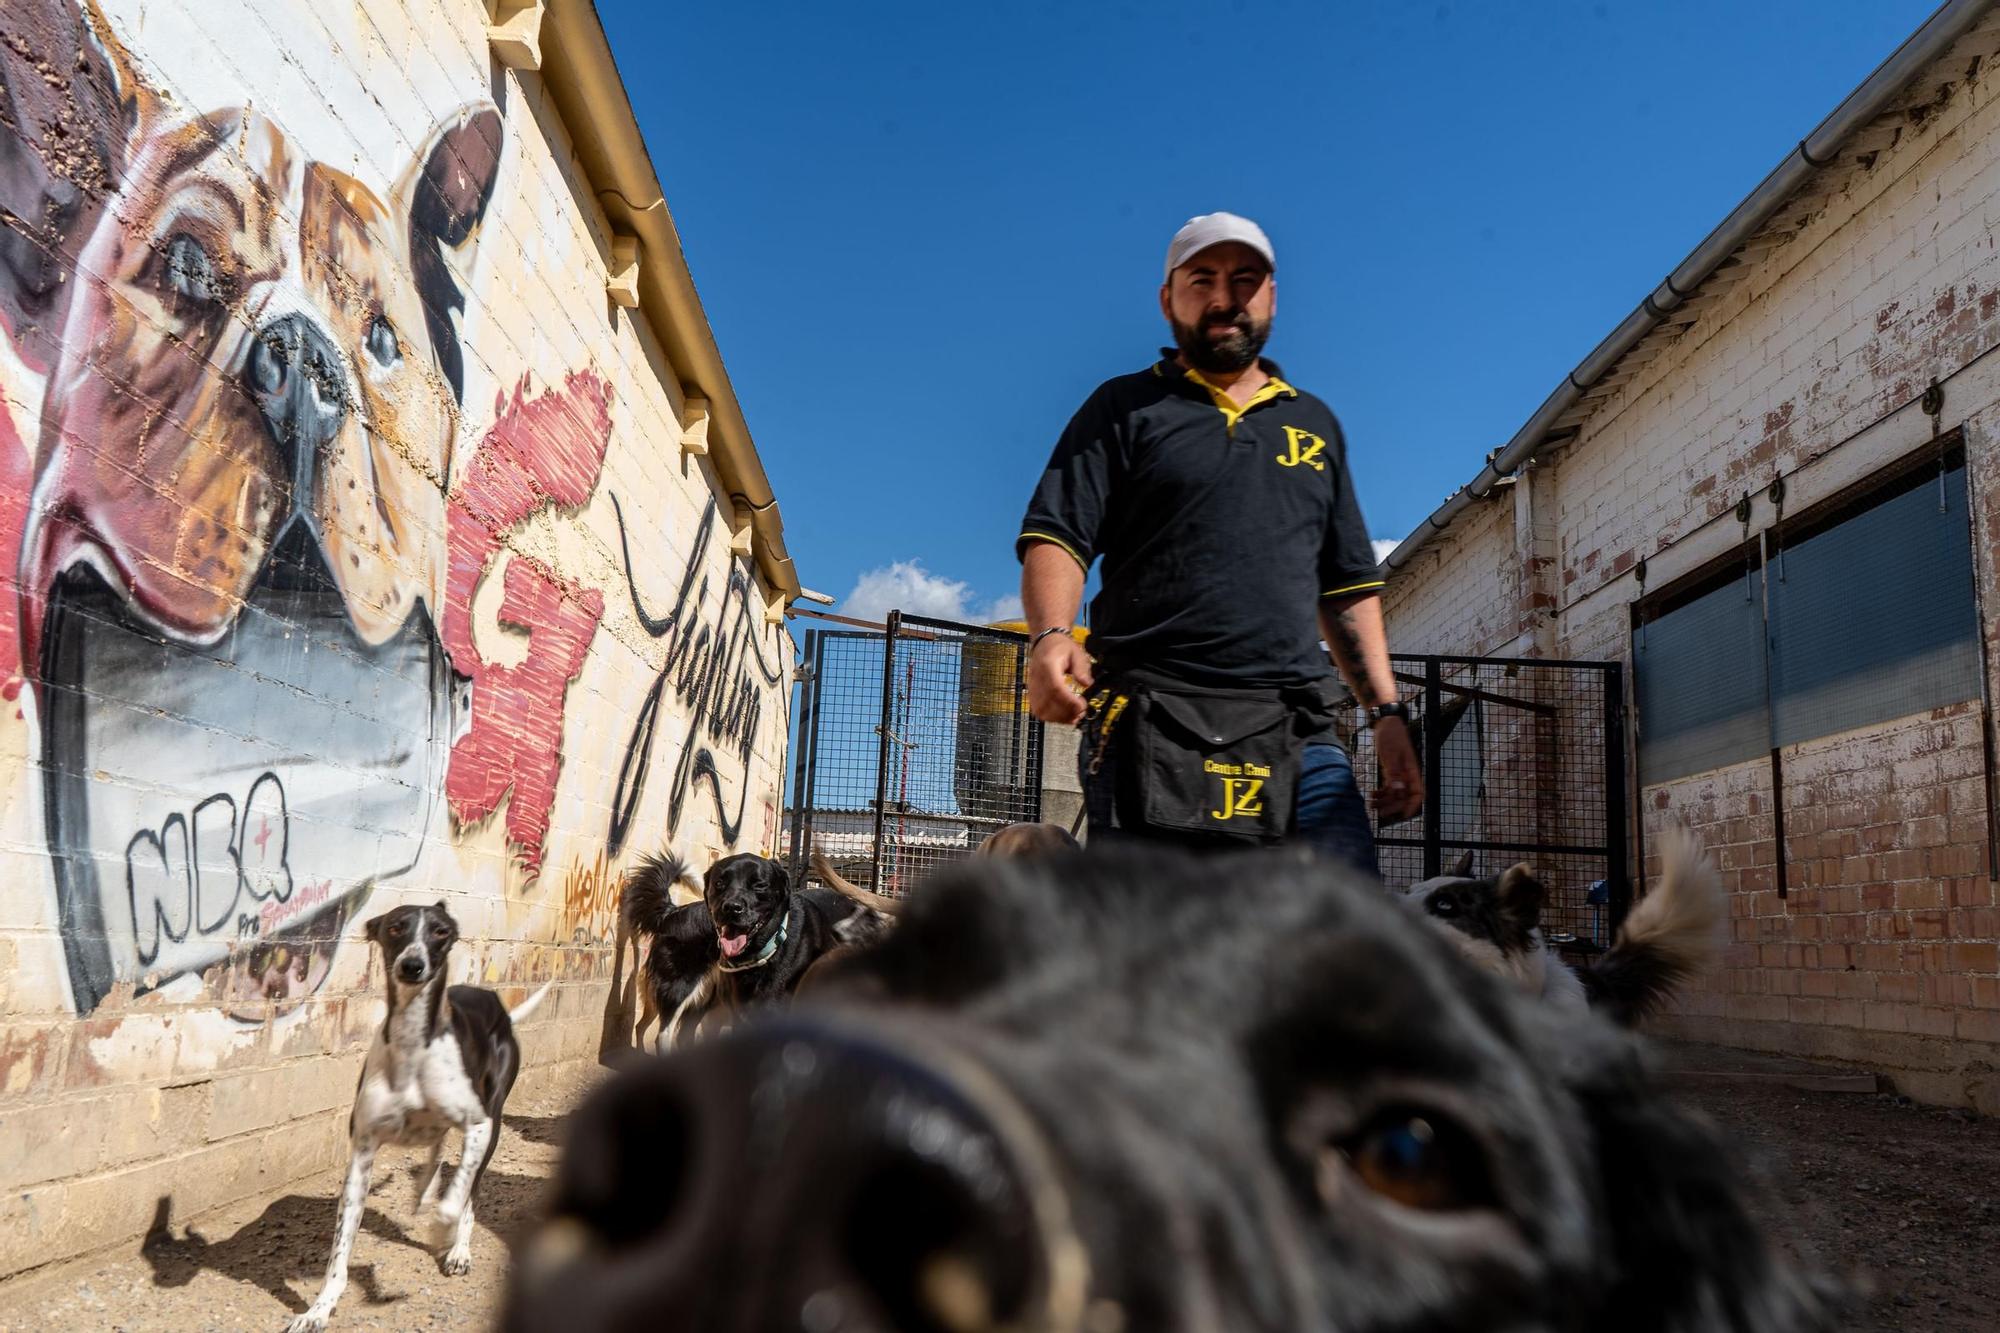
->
[502,1110,569,1146]
[138,1143,556,1313]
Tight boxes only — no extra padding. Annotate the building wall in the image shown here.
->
[0,0,794,1276]
[1383,45,2000,1107]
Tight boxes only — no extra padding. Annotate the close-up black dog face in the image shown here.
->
[507,849,1829,1333]
[705,854,793,961]
[363,901,459,987]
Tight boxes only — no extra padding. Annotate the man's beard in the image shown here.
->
[1172,310,1271,375]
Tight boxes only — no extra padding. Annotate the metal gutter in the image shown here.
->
[1384,0,1997,574]
[539,0,801,599]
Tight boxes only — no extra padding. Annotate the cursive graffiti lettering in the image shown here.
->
[607,495,783,852]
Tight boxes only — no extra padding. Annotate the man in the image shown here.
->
[1017,212,1423,872]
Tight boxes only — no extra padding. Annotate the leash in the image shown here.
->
[1082,689,1128,779]
[717,909,790,973]
[1069,689,1129,838]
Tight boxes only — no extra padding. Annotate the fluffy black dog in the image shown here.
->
[626,851,882,1051]
[509,846,1833,1332]
[620,852,717,1051]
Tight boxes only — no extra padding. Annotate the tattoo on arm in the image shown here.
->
[1325,606,1382,709]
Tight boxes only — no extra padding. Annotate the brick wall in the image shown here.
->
[1383,19,2000,1108]
[1384,492,1519,656]
[0,0,794,1276]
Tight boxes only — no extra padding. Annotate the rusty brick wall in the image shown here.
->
[1383,21,2000,1107]
[1381,495,1520,656]
[0,0,795,1276]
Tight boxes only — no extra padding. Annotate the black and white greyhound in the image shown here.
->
[290,901,551,1333]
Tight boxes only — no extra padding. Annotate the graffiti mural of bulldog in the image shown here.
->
[18,7,503,1013]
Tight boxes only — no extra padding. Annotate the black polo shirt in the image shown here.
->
[1018,352,1382,689]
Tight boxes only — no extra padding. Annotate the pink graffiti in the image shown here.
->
[260,877,333,933]
[443,370,613,875]
[0,398,29,691]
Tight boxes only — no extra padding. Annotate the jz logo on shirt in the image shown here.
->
[1275,425,1327,472]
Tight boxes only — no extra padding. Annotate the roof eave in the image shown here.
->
[539,0,801,600]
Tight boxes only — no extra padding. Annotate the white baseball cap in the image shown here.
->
[1164,212,1276,280]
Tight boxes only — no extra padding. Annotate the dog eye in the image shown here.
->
[364,316,400,366]
[1427,893,1459,918]
[386,922,406,937]
[430,924,449,939]
[163,234,217,304]
[1327,1110,1491,1213]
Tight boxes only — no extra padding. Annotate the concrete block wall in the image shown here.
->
[1383,23,2000,1106]
[0,0,794,1276]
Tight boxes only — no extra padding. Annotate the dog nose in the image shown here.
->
[245,314,348,511]
[396,956,426,983]
[510,1021,1066,1331]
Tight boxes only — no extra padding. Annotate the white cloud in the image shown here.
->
[839,561,1022,626]
[1373,538,1399,564]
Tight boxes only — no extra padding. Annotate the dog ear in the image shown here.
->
[402,103,502,403]
[1493,863,1544,932]
[1574,1048,1838,1331]
[767,860,791,895]
[364,914,383,942]
[1448,848,1475,878]
[80,0,161,133]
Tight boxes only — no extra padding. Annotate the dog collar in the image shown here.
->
[717,911,789,973]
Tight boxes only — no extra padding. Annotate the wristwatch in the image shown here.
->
[1368,701,1411,727]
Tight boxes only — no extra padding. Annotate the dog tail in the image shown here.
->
[1582,828,1723,1025]
[812,850,902,917]
[623,851,702,938]
[508,981,555,1024]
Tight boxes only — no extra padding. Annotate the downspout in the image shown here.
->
[1385,0,1996,574]
[538,0,801,599]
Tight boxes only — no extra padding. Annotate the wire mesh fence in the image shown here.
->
[1346,655,1629,947]
[787,613,1046,895]
[790,633,1627,938]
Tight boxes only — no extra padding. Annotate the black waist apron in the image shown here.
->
[1085,674,1339,845]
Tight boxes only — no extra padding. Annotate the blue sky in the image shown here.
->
[601,0,1940,627]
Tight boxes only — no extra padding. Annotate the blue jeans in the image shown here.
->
[1079,733,1379,878]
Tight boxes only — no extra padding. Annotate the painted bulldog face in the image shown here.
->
[22,49,502,1014]
[30,102,500,651]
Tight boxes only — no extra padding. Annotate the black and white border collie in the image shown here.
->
[1401,829,1722,1025]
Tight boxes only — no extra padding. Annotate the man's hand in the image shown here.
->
[1028,634,1093,726]
[1371,716,1425,823]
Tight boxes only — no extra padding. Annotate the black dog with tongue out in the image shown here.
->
[660,853,882,1050]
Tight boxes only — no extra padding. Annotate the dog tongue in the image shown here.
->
[719,931,749,958]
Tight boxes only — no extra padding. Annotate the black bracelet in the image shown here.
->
[1368,701,1411,726]
[1030,626,1071,650]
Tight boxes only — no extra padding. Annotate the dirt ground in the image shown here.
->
[1668,1055,2000,1332]
[0,1049,1997,1331]
[0,1071,598,1333]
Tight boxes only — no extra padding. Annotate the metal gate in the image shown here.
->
[1349,654,1630,946]
[788,633,1627,937]
[787,611,1047,894]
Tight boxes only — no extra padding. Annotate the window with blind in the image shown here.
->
[1634,445,1980,786]
[1635,556,1769,785]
